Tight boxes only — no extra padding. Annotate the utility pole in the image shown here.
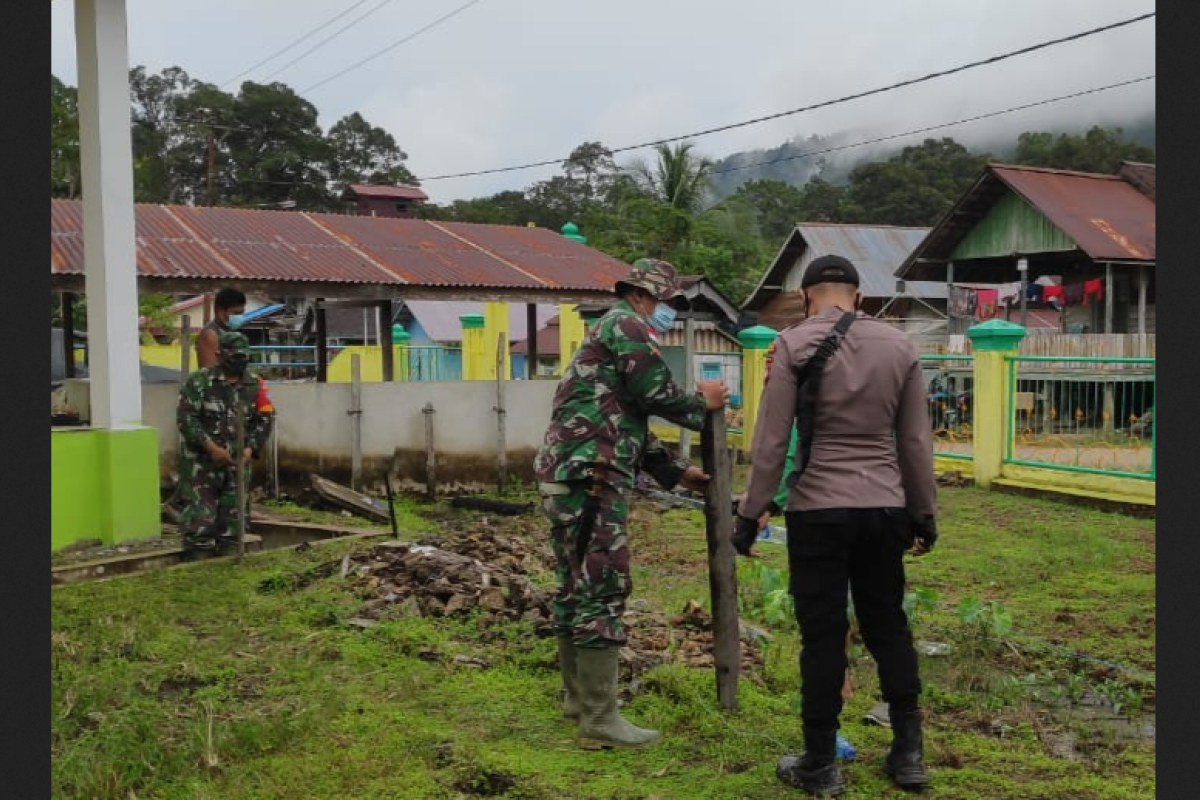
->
[206,126,216,207]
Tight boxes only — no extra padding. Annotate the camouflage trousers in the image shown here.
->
[539,478,633,649]
[177,454,250,552]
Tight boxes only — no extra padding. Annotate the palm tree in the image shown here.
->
[631,142,714,214]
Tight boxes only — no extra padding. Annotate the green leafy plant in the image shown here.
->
[903,586,940,625]
[1096,677,1146,718]
[736,560,794,626]
[958,596,1014,638]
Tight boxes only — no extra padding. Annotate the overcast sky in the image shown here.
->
[50,0,1156,204]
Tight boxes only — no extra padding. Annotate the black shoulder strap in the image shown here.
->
[788,311,857,488]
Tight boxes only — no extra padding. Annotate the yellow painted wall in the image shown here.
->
[999,463,1154,506]
[649,422,743,451]
[482,303,511,380]
[140,344,188,370]
[326,346,410,383]
[557,304,586,375]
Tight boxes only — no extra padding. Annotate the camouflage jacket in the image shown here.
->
[177,367,275,461]
[535,300,707,489]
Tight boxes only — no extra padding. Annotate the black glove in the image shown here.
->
[732,515,760,557]
[911,514,938,553]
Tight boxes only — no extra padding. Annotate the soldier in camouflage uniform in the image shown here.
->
[176,331,275,555]
[535,258,730,749]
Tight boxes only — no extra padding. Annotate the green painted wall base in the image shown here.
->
[52,426,161,552]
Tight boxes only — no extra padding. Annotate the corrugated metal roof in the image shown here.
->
[743,223,944,311]
[1117,161,1156,202]
[343,184,429,201]
[432,221,634,291]
[991,165,1156,262]
[795,224,947,299]
[897,163,1157,282]
[50,199,628,296]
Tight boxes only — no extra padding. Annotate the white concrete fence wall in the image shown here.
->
[67,379,559,488]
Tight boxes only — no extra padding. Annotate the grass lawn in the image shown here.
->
[51,487,1155,799]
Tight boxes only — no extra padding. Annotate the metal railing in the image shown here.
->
[920,355,975,461]
[1005,356,1155,480]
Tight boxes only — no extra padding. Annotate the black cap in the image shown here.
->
[800,254,860,289]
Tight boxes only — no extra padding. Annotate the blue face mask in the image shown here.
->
[227,313,246,330]
[647,302,676,334]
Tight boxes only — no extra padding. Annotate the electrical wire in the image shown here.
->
[709,75,1155,177]
[261,0,397,83]
[300,0,485,94]
[218,0,377,88]
[412,11,1155,182]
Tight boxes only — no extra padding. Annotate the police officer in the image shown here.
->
[176,331,275,555]
[733,254,937,795]
[535,258,729,750]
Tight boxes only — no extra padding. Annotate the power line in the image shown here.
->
[413,11,1155,182]
[219,0,376,88]
[709,75,1155,177]
[261,0,397,83]
[301,0,485,94]
[173,77,1154,196]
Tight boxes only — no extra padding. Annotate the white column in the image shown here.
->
[75,0,143,428]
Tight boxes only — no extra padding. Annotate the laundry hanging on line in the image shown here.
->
[975,289,999,320]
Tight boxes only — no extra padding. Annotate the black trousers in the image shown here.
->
[786,507,922,731]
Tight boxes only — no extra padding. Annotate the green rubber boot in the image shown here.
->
[575,646,660,749]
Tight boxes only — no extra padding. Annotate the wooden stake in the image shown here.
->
[235,393,247,560]
[349,354,363,491]
[701,408,739,710]
[495,332,508,493]
[423,402,437,501]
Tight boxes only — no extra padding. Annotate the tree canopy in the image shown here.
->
[51,66,1154,306]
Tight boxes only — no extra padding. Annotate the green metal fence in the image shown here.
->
[920,354,975,461]
[1005,355,1155,480]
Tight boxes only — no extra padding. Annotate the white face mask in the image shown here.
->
[227,313,247,330]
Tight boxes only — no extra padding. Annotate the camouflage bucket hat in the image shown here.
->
[218,331,251,354]
[615,258,684,302]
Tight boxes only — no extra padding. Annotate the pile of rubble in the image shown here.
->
[313,530,556,632]
[311,523,766,678]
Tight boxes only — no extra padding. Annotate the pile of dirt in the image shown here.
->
[316,522,766,678]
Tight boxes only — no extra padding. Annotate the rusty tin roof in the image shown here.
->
[897,163,1156,282]
[51,199,632,298]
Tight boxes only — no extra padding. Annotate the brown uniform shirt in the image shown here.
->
[740,306,936,519]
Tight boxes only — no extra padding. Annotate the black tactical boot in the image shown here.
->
[776,726,845,796]
[885,709,928,791]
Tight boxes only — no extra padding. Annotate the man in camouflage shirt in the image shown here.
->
[535,258,729,750]
[176,331,275,555]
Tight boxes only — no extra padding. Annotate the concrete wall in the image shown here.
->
[115,379,558,493]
